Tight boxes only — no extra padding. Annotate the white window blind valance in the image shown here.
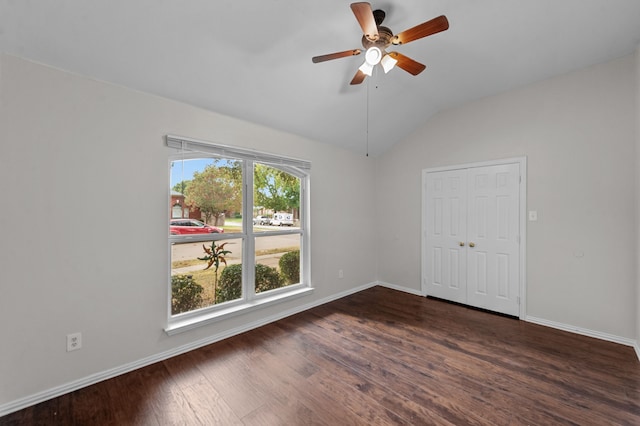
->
[166,135,311,172]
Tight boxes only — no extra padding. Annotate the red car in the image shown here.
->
[170,219,223,235]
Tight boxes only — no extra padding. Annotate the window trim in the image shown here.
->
[165,286,314,335]
[166,135,311,171]
[165,135,312,335]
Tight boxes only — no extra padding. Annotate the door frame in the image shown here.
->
[421,157,527,319]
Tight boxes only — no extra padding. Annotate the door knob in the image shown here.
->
[459,242,465,247]
[469,242,475,248]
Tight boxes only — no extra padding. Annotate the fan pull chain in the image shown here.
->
[366,77,370,157]
[365,71,379,157]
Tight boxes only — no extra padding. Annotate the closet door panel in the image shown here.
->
[466,163,520,315]
[424,170,468,303]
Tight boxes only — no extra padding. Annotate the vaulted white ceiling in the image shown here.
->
[2,1,640,156]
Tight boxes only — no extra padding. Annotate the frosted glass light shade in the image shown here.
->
[364,47,382,65]
[358,61,374,76]
[381,54,397,73]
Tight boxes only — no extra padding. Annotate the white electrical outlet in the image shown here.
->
[338,269,344,279]
[67,332,82,352]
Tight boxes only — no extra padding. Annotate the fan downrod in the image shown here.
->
[373,9,385,26]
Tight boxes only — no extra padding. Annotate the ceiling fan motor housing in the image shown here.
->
[362,25,393,50]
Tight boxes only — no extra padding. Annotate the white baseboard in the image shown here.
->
[0,282,378,417]
[376,281,424,296]
[526,315,639,361]
[378,283,640,363]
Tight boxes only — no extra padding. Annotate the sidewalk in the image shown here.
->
[171,253,281,275]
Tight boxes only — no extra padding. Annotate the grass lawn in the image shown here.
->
[186,268,222,306]
[222,219,242,233]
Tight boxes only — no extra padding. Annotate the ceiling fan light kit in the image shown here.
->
[358,46,383,76]
[312,2,449,85]
[380,53,397,73]
[358,61,374,77]
[364,47,382,65]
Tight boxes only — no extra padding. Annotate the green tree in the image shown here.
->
[184,160,241,224]
[254,164,300,213]
[172,180,190,194]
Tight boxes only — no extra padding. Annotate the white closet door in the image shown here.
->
[423,161,522,317]
[466,163,520,315]
[424,169,468,304]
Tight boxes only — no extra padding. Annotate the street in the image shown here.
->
[171,233,300,273]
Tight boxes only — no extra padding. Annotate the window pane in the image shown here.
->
[253,163,300,232]
[167,141,310,328]
[255,234,301,293]
[170,157,243,234]
[171,238,243,314]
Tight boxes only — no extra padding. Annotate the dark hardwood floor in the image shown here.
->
[3,286,640,425]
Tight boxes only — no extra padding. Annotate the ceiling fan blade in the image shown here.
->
[312,49,361,63]
[350,2,379,40]
[350,69,367,85]
[388,52,426,76]
[392,15,449,45]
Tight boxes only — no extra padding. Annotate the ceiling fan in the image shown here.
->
[312,2,449,85]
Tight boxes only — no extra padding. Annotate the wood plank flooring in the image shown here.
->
[3,286,640,425]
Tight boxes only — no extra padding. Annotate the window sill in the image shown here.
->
[164,286,314,336]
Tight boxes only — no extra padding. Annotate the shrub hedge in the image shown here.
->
[217,263,285,303]
[279,250,300,284]
[171,275,204,314]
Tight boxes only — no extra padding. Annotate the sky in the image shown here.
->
[170,158,214,190]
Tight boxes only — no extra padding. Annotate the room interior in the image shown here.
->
[1,0,640,418]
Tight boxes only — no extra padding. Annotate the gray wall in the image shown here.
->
[0,54,377,408]
[375,54,637,341]
[2,50,639,411]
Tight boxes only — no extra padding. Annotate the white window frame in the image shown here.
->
[165,135,312,335]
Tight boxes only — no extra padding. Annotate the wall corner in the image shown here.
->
[635,44,640,354]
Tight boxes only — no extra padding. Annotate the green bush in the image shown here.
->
[279,250,300,284]
[217,264,242,303]
[255,263,283,293]
[171,275,204,314]
[216,263,284,303]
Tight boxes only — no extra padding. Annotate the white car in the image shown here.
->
[253,215,272,225]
